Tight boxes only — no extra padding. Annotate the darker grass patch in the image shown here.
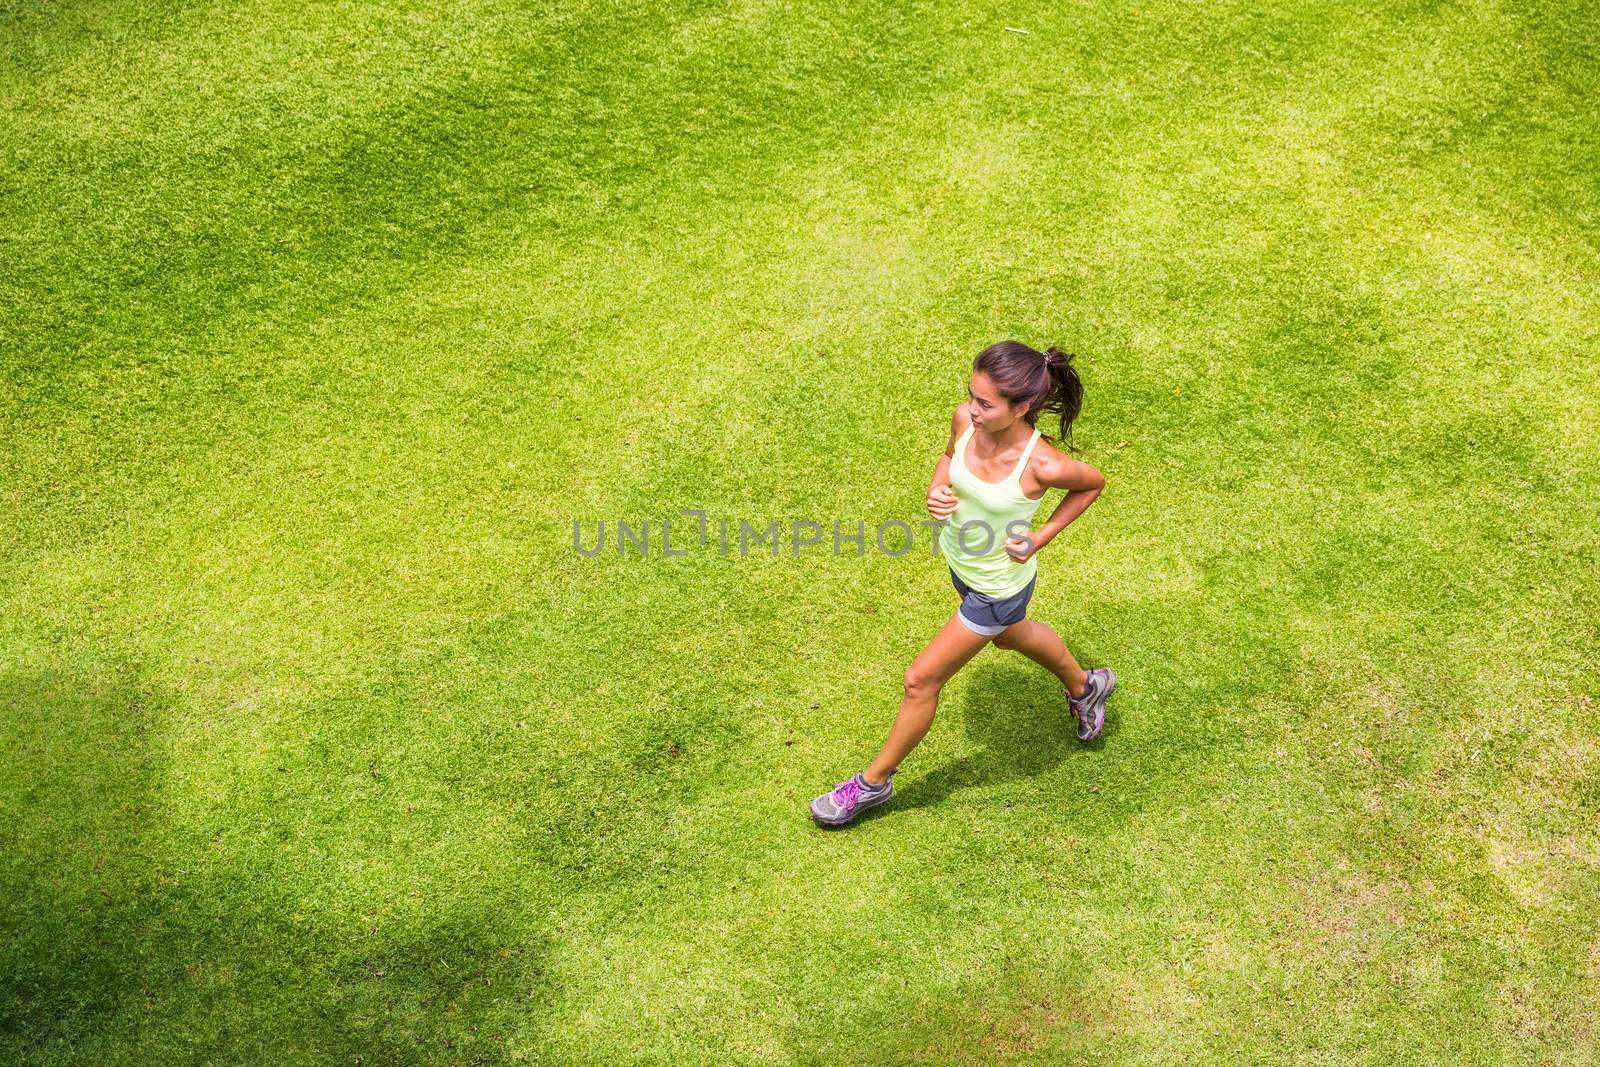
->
[0,661,556,1063]
[1,663,169,1058]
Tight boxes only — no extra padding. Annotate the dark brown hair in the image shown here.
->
[973,340,1085,455]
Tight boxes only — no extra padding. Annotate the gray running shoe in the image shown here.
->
[810,771,894,828]
[1066,667,1114,741]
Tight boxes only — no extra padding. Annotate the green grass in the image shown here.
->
[4,0,1599,1062]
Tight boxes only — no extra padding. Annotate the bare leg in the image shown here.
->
[862,611,993,784]
[993,619,1089,697]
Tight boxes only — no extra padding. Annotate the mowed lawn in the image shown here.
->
[4,0,1598,1062]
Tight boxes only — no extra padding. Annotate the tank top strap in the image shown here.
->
[1009,428,1043,484]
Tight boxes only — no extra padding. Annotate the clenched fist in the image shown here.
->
[927,484,957,521]
[1004,535,1038,563]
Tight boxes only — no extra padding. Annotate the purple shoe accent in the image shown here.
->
[810,771,895,827]
[1067,667,1114,742]
[831,776,862,814]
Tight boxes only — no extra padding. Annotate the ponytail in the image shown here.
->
[1037,346,1085,456]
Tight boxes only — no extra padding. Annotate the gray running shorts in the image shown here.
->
[948,567,1035,636]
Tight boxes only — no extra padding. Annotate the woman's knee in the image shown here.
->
[902,665,942,696]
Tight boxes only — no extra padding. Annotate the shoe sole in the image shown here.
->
[810,785,893,828]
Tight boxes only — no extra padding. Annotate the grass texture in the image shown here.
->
[3,0,1599,1062]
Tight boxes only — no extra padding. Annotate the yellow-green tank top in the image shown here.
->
[939,423,1046,597]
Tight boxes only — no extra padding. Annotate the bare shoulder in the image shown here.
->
[1024,435,1068,485]
[1028,435,1104,491]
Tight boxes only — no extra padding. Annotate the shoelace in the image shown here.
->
[1068,683,1092,729]
[831,777,862,811]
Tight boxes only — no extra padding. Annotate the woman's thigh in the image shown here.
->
[907,610,994,689]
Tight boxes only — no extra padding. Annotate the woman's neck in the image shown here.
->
[975,420,1033,450]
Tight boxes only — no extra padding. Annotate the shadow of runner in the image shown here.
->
[849,653,1115,824]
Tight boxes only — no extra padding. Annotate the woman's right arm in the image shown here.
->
[927,406,965,518]
[929,404,966,491]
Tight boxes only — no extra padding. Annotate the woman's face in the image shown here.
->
[966,371,1017,430]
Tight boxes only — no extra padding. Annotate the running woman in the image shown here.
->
[810,340,1115,828]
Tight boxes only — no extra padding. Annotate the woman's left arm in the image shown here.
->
[1028,455,1106,553]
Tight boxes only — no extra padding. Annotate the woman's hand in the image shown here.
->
[927,484,957,521]
[1004,535,1039,563]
